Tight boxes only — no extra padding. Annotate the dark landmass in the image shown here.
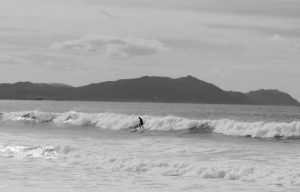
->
[0,76,299,106]
[246,89,300,106]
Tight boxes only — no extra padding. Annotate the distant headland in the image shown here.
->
[0,76,299,106]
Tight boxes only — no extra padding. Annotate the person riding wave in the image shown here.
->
[138,117,145,131]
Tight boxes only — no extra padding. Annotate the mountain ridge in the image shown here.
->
[0,76,298,106]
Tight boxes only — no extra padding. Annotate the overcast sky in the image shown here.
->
[0,0,300,99]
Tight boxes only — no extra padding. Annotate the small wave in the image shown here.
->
[91,156,300,187]
[211,119,300,139]
[0,111,56,123]
[1,111,300,139]
[0,144,57,159]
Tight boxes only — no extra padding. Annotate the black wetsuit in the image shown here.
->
[139,118,144,130]
[139,118,144,126]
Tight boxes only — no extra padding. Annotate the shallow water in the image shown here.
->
[0,100,300,192]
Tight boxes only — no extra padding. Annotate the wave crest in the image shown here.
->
[1,111,300,139]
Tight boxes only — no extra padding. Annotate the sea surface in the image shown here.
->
[0,100,300,192]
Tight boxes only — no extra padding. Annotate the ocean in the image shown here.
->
[0,100,300,192]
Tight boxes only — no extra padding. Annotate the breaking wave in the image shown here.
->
[1,111,300,139]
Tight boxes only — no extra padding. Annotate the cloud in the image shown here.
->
[50,36,167,58]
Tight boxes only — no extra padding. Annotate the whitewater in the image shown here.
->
[0,100,300,192]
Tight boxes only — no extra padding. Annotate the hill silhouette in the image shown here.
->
[0,76,298,106]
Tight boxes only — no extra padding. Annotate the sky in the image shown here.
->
[0,0,300,99]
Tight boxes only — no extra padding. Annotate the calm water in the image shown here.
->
[0,100,300,192]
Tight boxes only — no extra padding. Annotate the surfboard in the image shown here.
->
[131,129,145,133]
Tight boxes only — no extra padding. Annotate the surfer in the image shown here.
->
[138,117,145,131]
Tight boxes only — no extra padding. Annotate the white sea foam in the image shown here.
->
[0,111,56,123]
[68,152,300,187]
[1,111,300,138]
[0,144,57,159]
[1,140,299,187]
[211,119,300,138]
